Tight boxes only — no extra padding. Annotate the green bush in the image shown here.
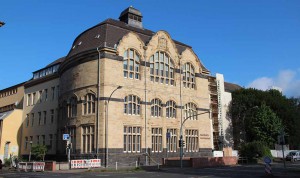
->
[239,141,272,162]
[4,158,11,167]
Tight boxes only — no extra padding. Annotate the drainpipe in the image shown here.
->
[96,47,101,159]
[143,46,148,165]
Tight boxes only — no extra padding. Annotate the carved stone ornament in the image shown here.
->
[158,36,167,50]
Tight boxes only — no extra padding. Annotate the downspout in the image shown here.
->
[143,46,148,165]
[96,47,101,158]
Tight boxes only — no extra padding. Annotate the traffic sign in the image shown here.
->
[63,134,70,140]
[264,156,272,164]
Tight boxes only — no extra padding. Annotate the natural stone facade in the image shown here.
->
[13,7,243,166]
[56,7,213,165]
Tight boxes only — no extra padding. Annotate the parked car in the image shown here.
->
[286,151,300,162]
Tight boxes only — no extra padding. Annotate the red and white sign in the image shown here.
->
[71,159,101,169]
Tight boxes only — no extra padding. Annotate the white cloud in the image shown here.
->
[247,69,300,97]
[248,77,274,91]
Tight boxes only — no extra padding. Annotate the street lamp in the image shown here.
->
[29,141,33,162]
[0,21,5,27]
[179,110,210,168]
[105,86,122,167]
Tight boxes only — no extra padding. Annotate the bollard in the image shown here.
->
[116,162,118,170]
[136,161,138,168]
[265,163,272,175]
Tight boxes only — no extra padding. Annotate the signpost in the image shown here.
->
[63,134,70,140]
[264,156,272,175]
[63,134,71,169]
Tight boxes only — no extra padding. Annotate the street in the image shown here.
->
[0,162,299,178]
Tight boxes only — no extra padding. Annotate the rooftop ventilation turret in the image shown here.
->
[119,6,143,29]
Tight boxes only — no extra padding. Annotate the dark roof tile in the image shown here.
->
[66,18,191,59]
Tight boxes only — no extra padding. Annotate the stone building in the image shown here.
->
[56,6,213,165]
[14,6,241,165]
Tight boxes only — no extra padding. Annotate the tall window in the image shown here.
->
[123,126,141,153]
[26,114,29,127]
[31,113,34,126]
[123,49,140,79]
[37,135,40,145]
[51,87,55,100]
[167,128,177,152]
[82,125,94,153]
[151,98,162,117]
[50,109,54,123]
[42,135,45,145]
[185,129,199,152]
[33,92,36,105]
[49,134,53,150]
[44,89,48,101]
[83,94,95,115]
[184,102,198,120]
[150,51,174,85]
[151,128,162,152]
[68,97,77,117]
[70,127,76,153]
[27,94,32,106]
[166,100,176,118]
[39,90,43,103]
[38,112,42,125]
[182,62,195,89]
[124,95,141,115]
[43,111,47,124]
[25,137,28,150]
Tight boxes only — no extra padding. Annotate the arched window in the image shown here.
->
[123,49,140,79]
[83,93,95,115]
[184,102,197,120]
[151,98,162,117]
[166,100,176,118]
[150,51,174,85]
[124,95,141,115]
[182,63,195,89]
[68,97,77,118]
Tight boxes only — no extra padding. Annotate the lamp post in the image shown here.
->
[29,141,33,162]
[105,86,122,167]
[0,21,5,27]
[179,110,210,168]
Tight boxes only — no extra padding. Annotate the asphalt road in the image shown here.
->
[0,162,299,178]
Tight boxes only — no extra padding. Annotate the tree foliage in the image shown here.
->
[229,88,300,149]
[31,144,47,161]
[246,104,283,147]
[240,141,272,162]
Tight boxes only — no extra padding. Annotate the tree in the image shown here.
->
[31,144,47,161]
[229,88,300,149]
[246,104,283,147]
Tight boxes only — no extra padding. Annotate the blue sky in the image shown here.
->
[1,0,300,97]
